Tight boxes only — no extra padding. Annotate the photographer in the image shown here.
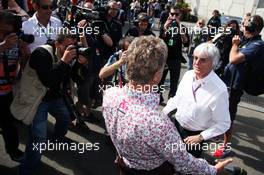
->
[125,12,155,37]
[70,19,100,121]
[99,36,134,86]
[159,5,189,102]
[215,15,264,158]
[96,0,122,62]
[213,19,241,77]
[17,28,87,175]
[0,10,28,162]
[207,10,221,39]
[75,0,122,109]
[22,0,62,52]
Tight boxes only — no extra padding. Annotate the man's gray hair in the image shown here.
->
[193,42,220,67]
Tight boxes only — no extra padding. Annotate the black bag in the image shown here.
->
[244,40,264,96]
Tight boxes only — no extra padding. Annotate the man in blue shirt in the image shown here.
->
[214,15,264,158]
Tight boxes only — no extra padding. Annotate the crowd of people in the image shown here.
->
[0,0,263,175]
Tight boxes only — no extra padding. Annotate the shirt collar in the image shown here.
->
[32,13,53,26]
[124,85,160,109]
[193,70,214,86]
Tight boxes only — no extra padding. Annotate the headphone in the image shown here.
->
[245,17,256,33]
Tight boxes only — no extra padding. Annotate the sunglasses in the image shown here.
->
[170,12,180,16]
[40,4,53,10]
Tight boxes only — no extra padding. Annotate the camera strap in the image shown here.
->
[2,52,11,83]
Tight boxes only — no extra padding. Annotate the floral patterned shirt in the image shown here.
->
[102,86,217,174]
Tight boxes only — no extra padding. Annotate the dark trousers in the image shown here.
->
[159,58,181,98]
[77,74,96,107]
[173,119,204,158]
[117,156,175,175]
[20,98,71,175]
[229,89,243,122]
[0,92,20,155]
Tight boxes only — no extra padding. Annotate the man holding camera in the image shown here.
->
[18,28,87,175]
[22,0,62,52]
[100,0,122,61]
[0,10,28,162]
[159,5,189,102]
[215,15,264,158]
[125,12,155,37]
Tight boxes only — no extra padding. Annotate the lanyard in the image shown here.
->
[192,83,201,102]
[37,21,52,40]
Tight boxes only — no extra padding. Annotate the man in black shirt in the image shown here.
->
[100,0,123,62]
[159,4,171,37]
[126,12,155,37]
[0,10,28,163]
[19,28,87,175]
[207,10,221,39]
[159,6,189,101]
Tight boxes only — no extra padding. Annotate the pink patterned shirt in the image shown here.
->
[103,86,217,174]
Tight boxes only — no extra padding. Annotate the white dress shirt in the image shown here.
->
[163,70,231,140]
[22,13,62,52]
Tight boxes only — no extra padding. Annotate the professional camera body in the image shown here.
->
[57,0,107,35]
[9,11,34,44]
[74,45,94,61]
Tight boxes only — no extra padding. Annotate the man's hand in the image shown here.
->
[184,134,203,144]
[77,19,88,37]
[1,33,18,50]
[118,51,127,65]
[77,19,88,28]
[232,35,240,46]
[215,158,233,174]
[61,45,77,64]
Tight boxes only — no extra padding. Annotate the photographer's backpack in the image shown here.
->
[243,40,264,96]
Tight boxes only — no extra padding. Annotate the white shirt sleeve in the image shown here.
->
[162,95,178,115]
[162,71,190,115]
[200,90,231,140]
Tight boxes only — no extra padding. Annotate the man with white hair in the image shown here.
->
[163,42,231,158]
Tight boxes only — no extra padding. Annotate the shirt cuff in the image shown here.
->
[200,131,211,141]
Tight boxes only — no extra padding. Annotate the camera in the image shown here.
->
[16,30,35,44]
[10,12,35,44]
[74,45,94,61]
[57,1,108,35]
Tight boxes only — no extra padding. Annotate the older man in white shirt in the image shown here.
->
[163,42,231,158]
[22,0,62,52]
